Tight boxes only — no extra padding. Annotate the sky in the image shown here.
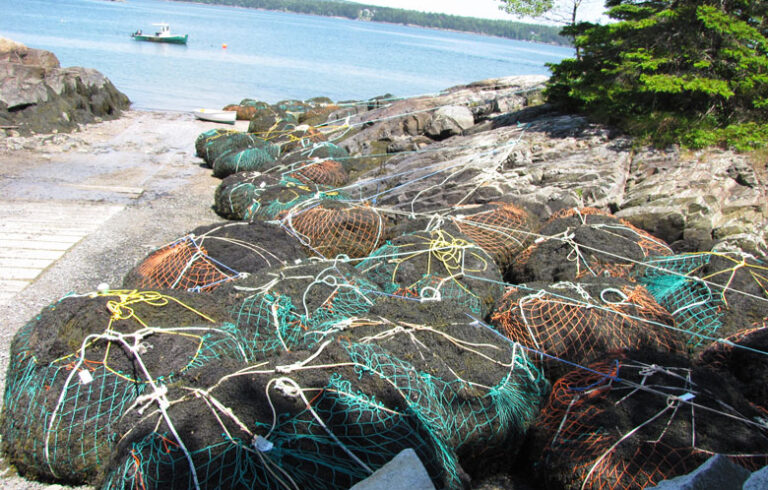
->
[348,0,608,24]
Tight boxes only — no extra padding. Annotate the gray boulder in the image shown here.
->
[0,37,130,135]
[744,465,768,490]
[350,448,436,490]
[648,454,750,490]
[425,105,474,140]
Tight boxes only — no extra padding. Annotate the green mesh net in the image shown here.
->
[1,292,246,484]
[212,147,277,179]
[201,133,277,167]
[99,320,548,490]
[354,230,504,317]
[635,254,724,348]
[214,174,346,222]
[231,263,380,359]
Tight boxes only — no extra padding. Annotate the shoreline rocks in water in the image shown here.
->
[0,37,130,136]
[1,63,767,490]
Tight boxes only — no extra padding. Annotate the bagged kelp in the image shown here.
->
[510,207,673,283]
[282,200,386,259]
[199,132,279,168]
[355,229,505,318]
[447,201,538,275]
[634,249,768,349]
[490,280,685,380]
[526,351,768,490]
[100,315,548,489]
[230,260,381,360]
[1,290,238,484]
[213,172,345,222]
[122,221,307,292]
[212,146,279,178]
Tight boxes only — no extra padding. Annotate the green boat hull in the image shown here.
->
[132,34,188,44]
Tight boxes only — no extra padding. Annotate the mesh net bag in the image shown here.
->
[122,222,307,293]
[100,318,548,490]
[697,324,768,412]
[451,201,535,272]
[282,201,385,259]
[635,251,768,349]
[490,280,685,379]
[510,207,672,283]
[200,132,277,167]
[212,146,279,179]
[355,229,505,317]
[528,352,768,490]
[280,142,350,167]
[279,126,329,154]
[230,261,381,360]
[195,128,233,158]
[1,290,239,485]
[213,172,345,222]
[286,159,348,187]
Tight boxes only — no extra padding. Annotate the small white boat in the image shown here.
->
[193,109,237,124]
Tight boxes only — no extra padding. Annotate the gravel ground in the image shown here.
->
[0,110,240,489]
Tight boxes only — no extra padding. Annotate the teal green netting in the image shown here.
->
[212,147,277,178]
[1,296,249,484]
[202,133,276,167]
[231,272,380,359]
[101,335,547,490]
[194,128,231,158]
[355,237,502,317]
[342,340,548,488]
[102,372,439,490]
[1,317,143,483]
[218,178,345,221]
[635,254,723,348]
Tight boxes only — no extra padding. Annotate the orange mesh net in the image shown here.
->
[576,259,635,280]
[288,159,348,187]
[490,284,683,373]
[453,202,531,268]
[134,237,235,292]
[535,359,768,489]
[285,203,385,259]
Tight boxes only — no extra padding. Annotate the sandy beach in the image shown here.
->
[0,110,244,489]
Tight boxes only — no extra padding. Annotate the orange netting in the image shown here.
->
[453,202,532,268]
[135,237,234,292]
[490,285,682,373]
[288,159,349,187]
[576,259,635,280]
[534,359,768,489]
[285,203,385,259]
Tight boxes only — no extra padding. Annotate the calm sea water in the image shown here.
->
[0,0,573,111]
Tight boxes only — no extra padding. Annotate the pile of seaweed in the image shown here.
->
[2,96,767,490]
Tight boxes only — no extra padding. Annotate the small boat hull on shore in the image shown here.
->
[193,109,237,124]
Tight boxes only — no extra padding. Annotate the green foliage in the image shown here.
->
[169,0,567,45]
[546,0,768,150]
[498,0,556,18]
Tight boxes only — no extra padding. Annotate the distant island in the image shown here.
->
[172,0,568,45]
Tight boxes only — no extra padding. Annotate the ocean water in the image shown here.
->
[0,0,573,111]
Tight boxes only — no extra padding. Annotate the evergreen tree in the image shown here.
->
[546,0,768,149]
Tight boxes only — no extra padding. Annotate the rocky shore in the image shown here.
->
[0,38,129,136]
[1,50,767,490]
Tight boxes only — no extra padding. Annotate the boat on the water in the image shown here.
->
[131,23,188,44]
[193,109,237,124]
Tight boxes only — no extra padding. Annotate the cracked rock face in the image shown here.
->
[0,37,130,136]
[334,76,767,254]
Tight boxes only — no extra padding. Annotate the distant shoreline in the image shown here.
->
[169,0,570,46]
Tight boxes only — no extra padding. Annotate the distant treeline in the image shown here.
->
[175,0,569,45]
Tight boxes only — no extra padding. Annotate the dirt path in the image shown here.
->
[0,110,240,488]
